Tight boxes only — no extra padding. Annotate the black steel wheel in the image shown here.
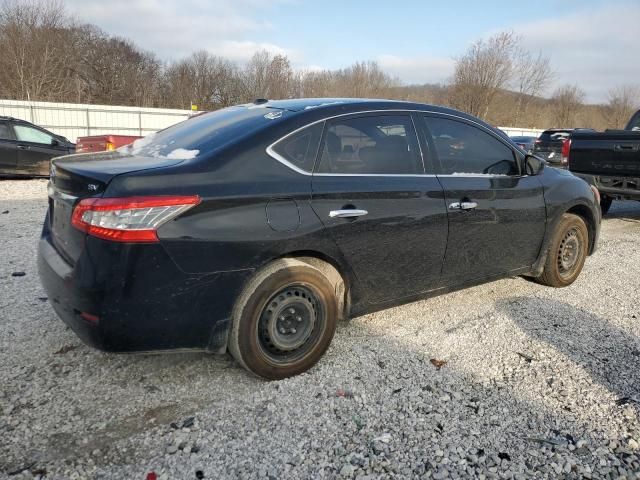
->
[257,285,324,364]
[536,213,589,288]
[228,258,340,379]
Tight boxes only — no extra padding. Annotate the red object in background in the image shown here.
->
[75,134,142,153]
[146,472,157,480]
[561,138,571,165]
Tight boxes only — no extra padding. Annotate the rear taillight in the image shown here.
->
[71,195,200,243]
[561,138,571,165]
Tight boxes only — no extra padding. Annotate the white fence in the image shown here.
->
[499,127,544,138]
[0,98,545,142]
[0,99,193,141]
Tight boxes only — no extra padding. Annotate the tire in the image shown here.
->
[536,213,589,288]
[600,195,613,215]
[228,258,340,380]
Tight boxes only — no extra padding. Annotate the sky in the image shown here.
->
[63,0,639,103]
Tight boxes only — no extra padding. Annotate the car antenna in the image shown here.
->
[253,98,269,105]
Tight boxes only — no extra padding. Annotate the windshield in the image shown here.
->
[120,106,288,159]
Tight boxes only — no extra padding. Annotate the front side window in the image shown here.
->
[271,122,323,172]
[425,116,518,176]
[316,115,422,174]
[14,125,55,145]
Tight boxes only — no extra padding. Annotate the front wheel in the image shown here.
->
[228,258,340,380]
[536,213,589,288]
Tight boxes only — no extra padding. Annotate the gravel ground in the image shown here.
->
[1,179,639,480]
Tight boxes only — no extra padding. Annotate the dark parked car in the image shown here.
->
[510,135,537,154]
[38,99,601,379]
[568,109,640,214]
[0,117,75,177]
[532,128,594,168]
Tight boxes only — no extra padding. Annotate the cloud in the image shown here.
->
[511,2,640,102]
[65,0,296,62]
[377,54,454,85]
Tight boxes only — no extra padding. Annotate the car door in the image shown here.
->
[421,114,546,284]
[310,112,448,304]
[0,120,18,174]
[12,123,66,176]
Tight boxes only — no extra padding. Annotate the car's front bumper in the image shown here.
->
[37,223,253,353]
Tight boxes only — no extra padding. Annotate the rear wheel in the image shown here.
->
[228,258,340,380]
[536,213,589,288]
[600,195,613,215]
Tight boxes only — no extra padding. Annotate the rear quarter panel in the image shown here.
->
[104,125,364,305]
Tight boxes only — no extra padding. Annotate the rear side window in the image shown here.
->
[316,115,422,174]
[270,123,323,172]
[0,122,12,140]
[425,116,518,176]
[14,124,54,145]
[123,106,290,159]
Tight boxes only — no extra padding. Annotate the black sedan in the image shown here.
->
[38,99,601,379]
[510,135,537,154]
[0,116,75,177]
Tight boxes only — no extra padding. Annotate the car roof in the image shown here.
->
[0,116,34,124]
[251,98,507,138]
[541,128,593,134]
[252,98,480,120]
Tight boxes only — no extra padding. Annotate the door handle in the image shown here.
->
[329,209,368,218]
[449,201,478,211]
[614,144,638,152]
[17,144,30,150]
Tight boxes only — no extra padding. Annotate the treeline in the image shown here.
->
[1,0,638,130]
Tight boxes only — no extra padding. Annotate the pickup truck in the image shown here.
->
[568,110,640,214]
[75,134,141,153]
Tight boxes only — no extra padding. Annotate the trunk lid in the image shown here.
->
[48,152,185,263]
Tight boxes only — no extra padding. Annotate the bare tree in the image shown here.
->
[449,31,518,119]
[242,50,295,100]
[71,25,162,107]
[333,61,397,98]
[512,50,553,126]
[605,85,640,128]
[550,84,585,127]
[163,51,240,109]
[0,0,77,101]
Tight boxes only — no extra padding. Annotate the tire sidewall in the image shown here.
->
[234,265,338,380]
[548,215,589,286]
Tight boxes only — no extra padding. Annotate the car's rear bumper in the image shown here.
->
[37,223,253,353]
[572,173,640,200]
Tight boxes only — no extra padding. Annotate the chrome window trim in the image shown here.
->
[266,109,518,178]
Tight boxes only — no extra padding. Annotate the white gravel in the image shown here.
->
[1,179,639,479]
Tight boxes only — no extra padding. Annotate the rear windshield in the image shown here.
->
[538,130,572,143]
[120,106,288,159]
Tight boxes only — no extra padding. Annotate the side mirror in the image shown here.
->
[524,154,545,175]
[51,138,60,147]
